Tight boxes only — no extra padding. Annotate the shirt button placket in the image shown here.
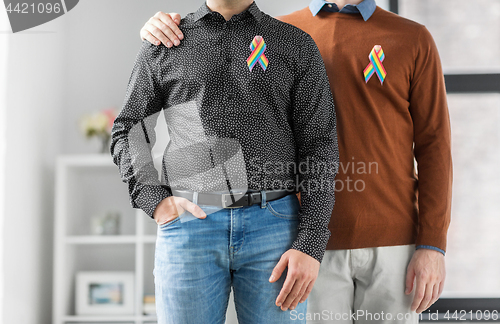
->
[222,22,234,101]
[223,23,231,63]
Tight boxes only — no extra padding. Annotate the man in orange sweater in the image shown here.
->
[138,0,452,322]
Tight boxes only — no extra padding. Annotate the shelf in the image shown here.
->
[62,163,137,236]
[54,155,160,324]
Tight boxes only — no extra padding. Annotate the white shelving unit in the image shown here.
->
[52,154,158,324]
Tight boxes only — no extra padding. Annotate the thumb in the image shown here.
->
[405,265,415,295]
[179,199,206,219]
[269,254,289,283]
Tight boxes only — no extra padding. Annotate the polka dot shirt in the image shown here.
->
[110,1,339,262]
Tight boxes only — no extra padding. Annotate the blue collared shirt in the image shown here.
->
[309,0,376,21]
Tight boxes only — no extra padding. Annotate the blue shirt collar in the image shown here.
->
[309,0,376,21]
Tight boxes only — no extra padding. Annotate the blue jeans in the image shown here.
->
[153,193,307,324]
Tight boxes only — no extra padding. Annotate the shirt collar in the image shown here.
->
[194,1,263,23]
[309,0,376,21]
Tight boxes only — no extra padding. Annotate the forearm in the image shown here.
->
[414,146,452,251]
[289,35,339,262]
[413,92,452,251]
[111,135,171,217]
[291,191,335,262]
[111,41,171,217]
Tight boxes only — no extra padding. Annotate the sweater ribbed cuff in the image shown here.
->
[416,245,445,256]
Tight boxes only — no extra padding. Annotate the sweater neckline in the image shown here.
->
[315,6,382,20]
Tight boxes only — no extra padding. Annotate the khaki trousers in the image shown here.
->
[306,245,419,324]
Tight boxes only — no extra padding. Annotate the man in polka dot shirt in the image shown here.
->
[139,0,453,323]
[111,0,340,323]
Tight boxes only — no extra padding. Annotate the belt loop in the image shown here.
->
[260,190,267,208]
[192,191,199,205]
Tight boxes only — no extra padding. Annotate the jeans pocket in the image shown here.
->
[266,194,300,219]
[158,216,181,229]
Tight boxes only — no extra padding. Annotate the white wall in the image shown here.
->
[0,5,9,323]
[1,14,66,324]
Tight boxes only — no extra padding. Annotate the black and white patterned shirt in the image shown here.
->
[110,1,339,262]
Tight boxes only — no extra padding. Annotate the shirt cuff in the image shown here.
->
[290,227,330,263]
[134,184,172,218]
[416,245,445,256]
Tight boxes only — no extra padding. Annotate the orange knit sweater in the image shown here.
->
[279,6,452,251]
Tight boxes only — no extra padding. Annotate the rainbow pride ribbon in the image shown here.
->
[363,45,387,84]
[247,36,268,72]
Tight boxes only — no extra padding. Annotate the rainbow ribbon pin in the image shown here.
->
[247,36,268,72]
[363,45,387,84]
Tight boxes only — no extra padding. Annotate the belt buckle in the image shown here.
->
[221,192,245,209]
